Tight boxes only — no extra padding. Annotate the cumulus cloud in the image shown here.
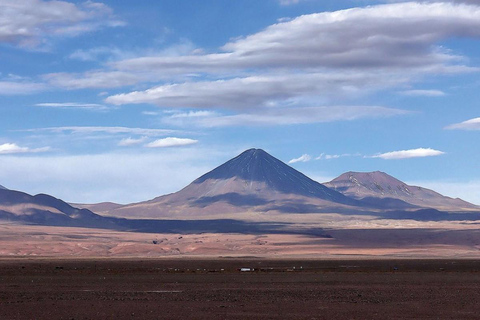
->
[0,143,50,154]
[400,89,446,96]
[35,102,109,111]
[371,148,445,159]
[145,137,198,148]
[288,154,312,164]
[0,0,124,48]
[445,117,480,130]
[162,106,408,127]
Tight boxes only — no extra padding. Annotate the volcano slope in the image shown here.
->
[105,149,480,223]
[2,149,480,258]
[106,148,363,219]
[325,171,478,212]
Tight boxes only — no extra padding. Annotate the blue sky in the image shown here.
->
[1,0,480,204]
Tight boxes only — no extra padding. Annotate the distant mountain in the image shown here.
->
[0,184,6,190]
[2,152,478,233]
[325,171,478,211]
[107,148,361,218]
[0,188,116,228]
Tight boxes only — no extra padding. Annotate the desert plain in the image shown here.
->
[1,218,480,319]
[2,150,480,319]
[1,257,480,319]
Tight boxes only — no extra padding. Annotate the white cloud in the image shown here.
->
[118,137,147,147]
[43,71,142,89]
[105,72,409,109]
[371,148,445,159]
[315,153,362,160]
[0,81,46,95]
[142,111,161,116]
[25,0,479,136]
[288,154,312,164]
[0,143,50,154]
[45,0,480,111]
[0,143,28,154]
[162,106,408,127]
[0,0,124,48]
[374,0,480,4]
[222,2,480,70]
[445,117,480,130]
[35,102,109,111]
[326,155,342,160]
[114,2,480,73]
[167,110,219,118]
[21,126,176,136]
[145,137,198,148]
[69,40,196,63]
[400,89,446,96]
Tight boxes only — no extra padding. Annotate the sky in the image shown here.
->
[1,0,480,204]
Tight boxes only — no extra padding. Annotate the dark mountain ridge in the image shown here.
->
[0,188,114,228]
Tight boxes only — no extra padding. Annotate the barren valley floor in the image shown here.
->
[1,258,480,319]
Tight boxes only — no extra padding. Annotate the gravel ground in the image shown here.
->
[1,259,480,319]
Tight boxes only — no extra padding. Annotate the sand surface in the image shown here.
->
[1,222,480,258]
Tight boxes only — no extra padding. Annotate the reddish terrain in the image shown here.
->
[2,222,480,258]
[1,259,480,319]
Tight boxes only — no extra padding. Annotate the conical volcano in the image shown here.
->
[191,148,350,202]
[107,148,359,218]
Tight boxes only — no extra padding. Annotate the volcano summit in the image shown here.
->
[75,148,478,220]
[107,148,360,218]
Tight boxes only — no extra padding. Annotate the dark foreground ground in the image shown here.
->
[1,258,480,319]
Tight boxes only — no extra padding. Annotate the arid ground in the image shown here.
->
[2,220,480,319]
[1,218,480,258]
[1,258,480,319]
